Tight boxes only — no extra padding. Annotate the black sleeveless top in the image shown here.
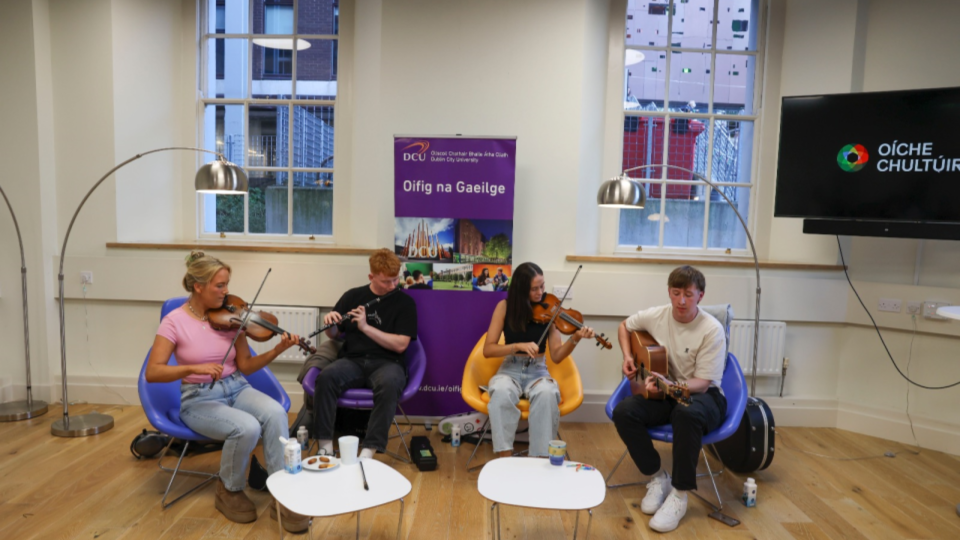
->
[502,312,550,354]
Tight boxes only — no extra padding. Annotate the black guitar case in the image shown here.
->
[710,396,775,473]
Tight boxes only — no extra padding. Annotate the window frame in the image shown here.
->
[611,0,767,258]
[198,0,341,242]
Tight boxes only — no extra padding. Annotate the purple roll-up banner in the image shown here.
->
[394,135,516,416]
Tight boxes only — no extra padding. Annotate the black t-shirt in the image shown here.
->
[334,285,418,362]
[502,314,550,354]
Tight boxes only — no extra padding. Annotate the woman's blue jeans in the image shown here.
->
[487,356,561,457]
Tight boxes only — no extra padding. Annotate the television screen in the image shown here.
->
[774,87,960,224]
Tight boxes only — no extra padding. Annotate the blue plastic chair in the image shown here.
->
[301,337,426,463]
[603,353,748,513]
[138,297,290,509]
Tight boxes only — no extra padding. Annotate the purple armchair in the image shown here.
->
[302,337,426,463]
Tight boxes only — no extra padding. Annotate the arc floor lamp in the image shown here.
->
[0,185,48,422]
[51,147,248,437]
[596,163,762,395]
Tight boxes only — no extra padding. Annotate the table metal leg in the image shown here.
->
[276,498,284,540]
[397,498,405,540]
[584,509,593,539]
[490,503,496,540]
[496,502,501,540]
[356,510,360,540]
[572,510,580,539]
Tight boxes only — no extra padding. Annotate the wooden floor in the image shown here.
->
[1,404,959,540]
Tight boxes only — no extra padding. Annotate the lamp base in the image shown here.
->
[51,412,114,437]
[0,399,49,422]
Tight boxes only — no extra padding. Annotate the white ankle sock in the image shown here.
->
[359,448,375,460]
[318,439,334,455]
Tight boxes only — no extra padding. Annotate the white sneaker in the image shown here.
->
[649,488,688,533]
[641,471,672,514]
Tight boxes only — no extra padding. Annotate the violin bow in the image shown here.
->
[533,265,582,353]
[208,268,272,389]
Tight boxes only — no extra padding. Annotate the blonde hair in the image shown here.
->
[182,251,231,293]
[369,248,402,276]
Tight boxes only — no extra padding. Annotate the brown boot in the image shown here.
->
[214,479,257,523]
[270,497,311,533]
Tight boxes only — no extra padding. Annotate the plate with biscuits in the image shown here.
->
[303,455,340,472]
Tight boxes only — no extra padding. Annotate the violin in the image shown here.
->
[531,293,612,349]
[207,294,316,356]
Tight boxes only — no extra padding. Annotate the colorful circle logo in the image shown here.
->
[837,144,869,172]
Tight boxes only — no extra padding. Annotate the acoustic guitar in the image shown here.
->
[628,331,692,406]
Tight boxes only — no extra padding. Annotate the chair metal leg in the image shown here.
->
[158,439,218,509]
[385,416,413,464]
[388,405,414,440]
[689,447,741,527]
[466,418,491,472]
[603,448,648,489]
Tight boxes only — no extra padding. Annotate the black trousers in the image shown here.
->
[312,356,406,452]
[612,387,726,491]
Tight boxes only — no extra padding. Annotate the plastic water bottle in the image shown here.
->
[284,438,302,474]
[742,477,757,507]
[451,424,461,447]
[297,426,309,451]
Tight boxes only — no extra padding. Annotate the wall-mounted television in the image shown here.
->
[774,87,960,240]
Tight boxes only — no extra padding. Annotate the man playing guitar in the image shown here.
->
[613,266,727,533]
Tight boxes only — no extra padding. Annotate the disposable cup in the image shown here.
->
[339,435,359,465]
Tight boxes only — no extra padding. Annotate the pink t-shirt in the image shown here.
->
[156,306,240,383]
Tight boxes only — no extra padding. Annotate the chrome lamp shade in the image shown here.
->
[596,175,646,208]
[195,160,249,194]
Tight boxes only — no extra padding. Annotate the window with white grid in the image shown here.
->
[200,0,339,238]
[618,0,763,253]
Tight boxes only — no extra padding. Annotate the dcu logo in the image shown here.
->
[401,141,430,161]
[837,144,869,172]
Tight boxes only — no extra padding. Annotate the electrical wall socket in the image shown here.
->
[878,298,901,313]
[922,300,950,320]
[552,286,573,300]
[906,301,922,315]
[80,271,93,285]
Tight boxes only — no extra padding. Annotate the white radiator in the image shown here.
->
[728,321,786,377]
[247,305,321,363]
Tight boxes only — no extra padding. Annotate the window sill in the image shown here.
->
[566,254,845,271]
[106,242,377,256]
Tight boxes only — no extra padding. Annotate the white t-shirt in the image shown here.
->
[624,304,726,392]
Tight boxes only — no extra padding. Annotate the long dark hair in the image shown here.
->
[505,262,543,333]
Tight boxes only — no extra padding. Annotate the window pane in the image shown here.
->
[207,39,248,99]
[293,105,335,168]
[251,171,289,234]
[249,105,287,168]
[298,1,339,35]
[253,42,293,96]
[624,49,665,110]
[204,104,245,166]
[292,173,333,235]
[718,0,759,51]
[674,0,715,49]
[618,182,660,246]
[707,186,750,249]
[622,116,665,180]
[713,53,754,114]
[211,193,245,233]
[709,119,753,185]
[297,39,338,99]
[626,1,668,47]
[209,0,248,34]
[661,196,705,248]
[667,51,711,111]
[660,118,709,248]
[255,4,293,34]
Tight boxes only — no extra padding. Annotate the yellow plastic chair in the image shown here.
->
[461,332,584,471]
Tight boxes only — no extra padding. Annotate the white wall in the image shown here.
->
[2,0,960,455]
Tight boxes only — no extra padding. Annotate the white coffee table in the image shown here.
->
[266,458,411,539]
[478,457,606,539]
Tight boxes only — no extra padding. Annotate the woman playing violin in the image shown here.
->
[483,262,595,458]
[145,251,308,533]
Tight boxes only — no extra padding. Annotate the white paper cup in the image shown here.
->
[339,435,359,465]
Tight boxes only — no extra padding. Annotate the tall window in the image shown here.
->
[201,0,339,238]
[618,0,763,253]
